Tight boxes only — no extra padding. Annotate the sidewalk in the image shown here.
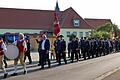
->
[102,69,120,80]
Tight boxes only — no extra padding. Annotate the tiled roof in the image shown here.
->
[85,18,112,29]
[0,7,94,30]
[60,7,94,29]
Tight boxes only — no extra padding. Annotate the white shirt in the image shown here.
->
[41,40,46,50]
[0,42,7,53]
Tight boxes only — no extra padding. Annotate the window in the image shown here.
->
[79,32,83,38]
[85,32,89,37]
[67,31,70,37]
[73,32,77,36]
[73,19,80,27]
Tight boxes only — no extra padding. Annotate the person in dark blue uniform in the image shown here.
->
[56,35,67,65]
[70,37,79,62]
[85,38,91,59]
[67,40,72,58]
[80,37,86,60]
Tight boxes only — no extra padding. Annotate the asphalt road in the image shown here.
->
[1,52,120,80]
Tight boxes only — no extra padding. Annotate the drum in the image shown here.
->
[5,44,19,60]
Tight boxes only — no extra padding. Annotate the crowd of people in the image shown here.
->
[54,35,120,63]
[0,32,120,79]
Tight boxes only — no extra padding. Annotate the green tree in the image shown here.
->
[97,23,112,32]
[91,31,110,39]
[97,23,120,38]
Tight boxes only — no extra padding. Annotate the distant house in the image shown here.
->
[85,18,112,30]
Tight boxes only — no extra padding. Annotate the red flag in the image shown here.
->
[53,12,60,36]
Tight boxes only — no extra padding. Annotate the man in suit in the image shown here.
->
[36,32,43,66]
[38,34,51,69]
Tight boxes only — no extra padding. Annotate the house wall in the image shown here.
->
[60,28,92,43]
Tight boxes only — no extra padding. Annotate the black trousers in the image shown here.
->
[71,50,78,62]
[55,49,58,62]
[77,50,81,59]
[3,59,7,68]
[24,51,32,63]
[90,48,94,58]
[68,49,71,58]
[39,50,50,68]
[57,51,67,65]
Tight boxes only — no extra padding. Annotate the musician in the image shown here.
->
[3,59,7,68]
[12,33,27,76]
[37,34,51,69]
[0,37,8,78]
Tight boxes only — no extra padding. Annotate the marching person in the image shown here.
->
[37,33,51,69]
[80,37,86,60]
[3,59,7,68]
[0,37,8,78]
[70,37,79,62]
[2,35,8,68]
[56,35,67,65]
[54,36,59,62]
[36,32,44,66]
[76,37,81,59]
[12,33,27,76]
[24,39,32,64]
[67,40,72,58]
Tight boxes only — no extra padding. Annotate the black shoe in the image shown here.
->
[65,61,67,64]
[11,73,18,76]
[29,61,32,64]
[24,70,27,74]
[71,61,73,63]
[48,65,51,68]
[38,64,41,66]
[5,65,7,68]
[40,67,44,70]
[4,73,8,78]
[84,58,86,60]
[58,63,61,65]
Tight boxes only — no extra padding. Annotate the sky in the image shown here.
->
[0,0,120,27]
